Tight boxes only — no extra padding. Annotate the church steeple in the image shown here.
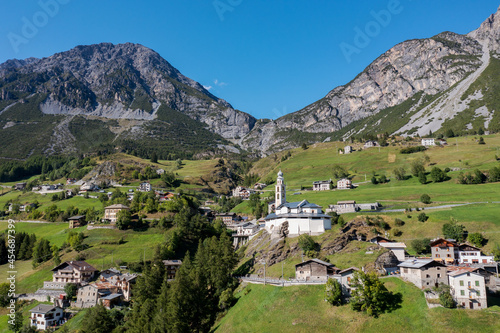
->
[275,170,286,207]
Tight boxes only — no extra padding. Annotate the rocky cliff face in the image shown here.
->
[0,43,256,140]
[240,7,500,154]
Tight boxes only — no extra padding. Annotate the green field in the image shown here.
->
[0,222,166,294]
[214,279,500,333]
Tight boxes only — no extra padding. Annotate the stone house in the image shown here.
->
[76,283,112,308]
[104,204,130,224]
[336,179,353,190]
[431,238,459,265]
[163,260,183,280]
[378,242,407,262]
[344,145,352,154]
[295,259,339,281]
[30,304,63,331]
[398,259,448,289]
[52,261,97,285]
[15,182,26,190]
[447,268,487,309]
[328,200,357,214]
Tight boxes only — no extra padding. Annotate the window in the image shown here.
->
[436,254,440,258]
[437,274,441,278]
[461,290,465,296]
[475,281,480,287]
[460,280,464,286]
[426,274,430,278]
[477,291,480,296]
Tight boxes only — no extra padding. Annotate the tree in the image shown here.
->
[301,143,308,150]
[430,167,447,183]
[418,171,427,184]
[410,159,425,177]
[116,209,132,230]
[332,164,349,179]
[325,278,343,306]
[64,283,78,300]
[0,283,10,307]
[80,304,115,333]
[52,245,61,266]
[420,194,431,204]
[442,218,466,242]
[445,128,455,138]
[371,176,378,185]
[8,310,23,332]
[393,167,406,181]
[298,234,318,254]
[379,175,387,184]
[478,136,485,145]
[411,238,431,254]
[478,127,485,135]
[467,232,485,247]
[150,152,158,164]
[67,231,84,251]
[437,284,455,308]
[417,212,428,222]
[349,271,402,317]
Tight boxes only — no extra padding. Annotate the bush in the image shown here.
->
[411,238,431,254]
[393,229,402,237]
[417,212,428,222]
[420,194,431,204]
[400,146,426,154]
[394,218,405,226]
[467,232,485,247]
[325,278,343,306]
[298,234,318,252]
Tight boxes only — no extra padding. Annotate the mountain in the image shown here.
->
[240,6,500,153]
[1,7,499,159]
[0,43,256,159]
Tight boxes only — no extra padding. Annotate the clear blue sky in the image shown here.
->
[0,0,498,119]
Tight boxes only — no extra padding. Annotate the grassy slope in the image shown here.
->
[0,222,165,293]
[215,279,500,333]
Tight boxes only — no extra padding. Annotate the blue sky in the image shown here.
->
[0,0,498,119]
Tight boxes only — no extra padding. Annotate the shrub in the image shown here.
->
[393,229,402,237]
[394,218,405,226]
[420,194,431,204]
[417,212,428,222]
[400,146,426,154]
[411,238,431,254]
[467,232,485,247]
[325,278,343,306]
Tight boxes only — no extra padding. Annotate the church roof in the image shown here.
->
[265,212,331,220]
[281,200,321,209]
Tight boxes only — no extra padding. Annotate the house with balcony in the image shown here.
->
[163,260,183,280]
[431,238,459,265]
[313,180,332,191]
[337,178,353,190]
[447,268,487,309]
[104,204,130,224]
[458,244,495,264]
[52,261,97,285]
[30,304,63,330]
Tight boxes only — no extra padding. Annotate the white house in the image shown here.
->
[364,140,378,148]
[378,242,407,262]
[312,180,332,191]
[448,268,487,309]
[421,138,435,146]
[344,146,352,154]
[138,182,152,192]
[458,244,495,264]
[265,171,331,236]
[337,178,352,190]
[30,304,63,330]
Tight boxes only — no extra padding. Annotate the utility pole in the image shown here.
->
[281,261,284,280]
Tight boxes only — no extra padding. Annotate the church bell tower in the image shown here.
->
[275,170,286,208]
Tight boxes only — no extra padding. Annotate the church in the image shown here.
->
[265,170,332,236]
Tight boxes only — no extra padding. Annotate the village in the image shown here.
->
[4,158,499,331]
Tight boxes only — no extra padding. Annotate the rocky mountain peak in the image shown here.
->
[467,6,500,51]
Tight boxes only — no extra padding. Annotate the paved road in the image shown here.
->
[376,202,490,213]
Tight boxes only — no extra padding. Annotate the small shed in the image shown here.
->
[295,259,339,281]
